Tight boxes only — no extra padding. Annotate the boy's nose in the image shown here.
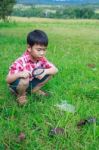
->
[40,51,44,56]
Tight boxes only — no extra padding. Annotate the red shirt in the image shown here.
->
[9,50,53,81]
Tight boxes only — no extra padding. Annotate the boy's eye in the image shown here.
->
[37,49,41,51]
[37,49,46,51]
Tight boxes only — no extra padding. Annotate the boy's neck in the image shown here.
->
[26,50,42,62]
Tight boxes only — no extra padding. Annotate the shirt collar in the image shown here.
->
[24,50,41,63]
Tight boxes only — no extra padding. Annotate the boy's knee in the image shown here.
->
[18,78,29,87]
[38,75,52,87]
[54,68,58,75]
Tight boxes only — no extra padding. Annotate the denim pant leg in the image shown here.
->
[27,75,49,92]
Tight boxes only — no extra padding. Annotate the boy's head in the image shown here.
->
[27,29,48,47]
[27,30,48,59]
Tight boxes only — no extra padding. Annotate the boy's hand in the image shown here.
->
[36,69,47,80]
[19,71,29,78]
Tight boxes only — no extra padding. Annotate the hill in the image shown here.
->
[17,0,99,5]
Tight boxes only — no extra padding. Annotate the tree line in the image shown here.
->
[12,6,99,19]
[0,0,99,21]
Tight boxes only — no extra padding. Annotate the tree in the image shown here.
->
[74,7,95,19]
[0,0,16,21]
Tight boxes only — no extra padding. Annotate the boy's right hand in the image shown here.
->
[19,71,29,78]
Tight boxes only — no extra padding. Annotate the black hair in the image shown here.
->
[27,29,48,47]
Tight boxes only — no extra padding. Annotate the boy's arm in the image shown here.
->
[36,65,58,80]
[45,65,58,75]
[41,57,58,75]
[6,71,29,84]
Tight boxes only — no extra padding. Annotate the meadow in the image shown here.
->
[0,17,99,150]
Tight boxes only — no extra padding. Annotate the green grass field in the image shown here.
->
[0,17,99,150]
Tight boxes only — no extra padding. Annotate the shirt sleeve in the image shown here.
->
[9,58,24,75]
[41,57,53,69]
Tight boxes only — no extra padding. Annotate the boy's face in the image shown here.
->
[28,44,47,60]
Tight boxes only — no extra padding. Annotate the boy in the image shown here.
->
[6,29,58,105]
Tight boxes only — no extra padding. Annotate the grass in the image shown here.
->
[0,17,99,150]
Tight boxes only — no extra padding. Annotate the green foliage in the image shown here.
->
[54,7,96,19]
[0,0,16,21]
[74,7,95,18]
[12,5,44,18]
[11,5,99,19]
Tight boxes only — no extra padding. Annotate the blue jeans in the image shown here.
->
[9,75,49,94]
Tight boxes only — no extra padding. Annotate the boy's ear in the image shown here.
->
[27,45,32,52]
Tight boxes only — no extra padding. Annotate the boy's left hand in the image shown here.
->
[36,69,47,80]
